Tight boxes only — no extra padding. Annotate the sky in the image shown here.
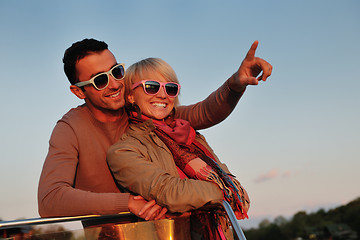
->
[0,0,359,230]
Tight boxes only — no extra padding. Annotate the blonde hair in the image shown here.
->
[125,58,180,107]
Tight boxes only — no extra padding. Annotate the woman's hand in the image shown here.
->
[128,195,168,220]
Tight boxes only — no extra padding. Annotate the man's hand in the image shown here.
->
[128,195,167,221]
[229,40,273,92]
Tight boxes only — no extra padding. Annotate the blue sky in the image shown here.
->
[0,0,359,229]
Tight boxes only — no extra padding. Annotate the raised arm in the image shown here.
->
[176,40,272,130]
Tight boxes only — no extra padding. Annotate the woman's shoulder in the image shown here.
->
[108,121,156,152]
[127,120,156,135]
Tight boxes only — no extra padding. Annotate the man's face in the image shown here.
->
[75,50,126,115]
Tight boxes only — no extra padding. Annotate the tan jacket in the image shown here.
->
[107,120,243,213]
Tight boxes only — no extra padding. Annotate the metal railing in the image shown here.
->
[222,200,247,240]
[0,201,246,240]
[0,213,133,229]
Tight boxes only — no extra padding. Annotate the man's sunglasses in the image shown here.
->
[132,80,181,97]
[75,63,125,90]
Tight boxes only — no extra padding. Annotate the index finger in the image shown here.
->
[245,40,259,60]
[144,205,161,220]
[138,199,156,215]
[155,207,168,220]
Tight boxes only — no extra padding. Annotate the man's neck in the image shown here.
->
[86,104,126,123]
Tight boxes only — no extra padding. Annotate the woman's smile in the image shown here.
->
[128,71,176,120]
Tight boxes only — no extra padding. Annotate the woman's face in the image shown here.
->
[128,70,176,120]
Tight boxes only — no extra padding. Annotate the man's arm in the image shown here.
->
[175,78,242,130]
[176,40,272,130]
[38,121,130,217]
[38,121,165,219]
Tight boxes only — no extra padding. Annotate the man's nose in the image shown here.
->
[107,74,123,89]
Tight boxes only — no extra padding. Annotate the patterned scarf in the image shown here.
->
[129,112,248,219]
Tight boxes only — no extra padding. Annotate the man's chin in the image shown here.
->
[108,100,126,111]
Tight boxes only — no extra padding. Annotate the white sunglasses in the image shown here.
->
[75,63,125,90]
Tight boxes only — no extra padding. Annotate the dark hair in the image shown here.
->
[63,38,108,85]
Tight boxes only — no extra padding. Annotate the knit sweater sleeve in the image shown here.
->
[37,120,129,217]
[175,75,245,130]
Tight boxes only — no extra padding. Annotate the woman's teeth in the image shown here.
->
[152,103,166,108]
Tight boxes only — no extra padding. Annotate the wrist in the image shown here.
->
[227,73,246,93]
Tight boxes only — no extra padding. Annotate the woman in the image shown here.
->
[107,58,250,239]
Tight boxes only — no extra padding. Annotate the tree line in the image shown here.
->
[243,196,360,240]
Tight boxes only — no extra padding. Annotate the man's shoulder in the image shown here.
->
[50,105,97,142]
[52,105,95,135]
[59,104,91,125]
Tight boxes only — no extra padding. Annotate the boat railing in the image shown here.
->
[0,201,247,240]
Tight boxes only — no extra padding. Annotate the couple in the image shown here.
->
[38,39,272,221]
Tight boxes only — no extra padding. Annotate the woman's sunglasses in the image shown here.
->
[132,80,181,97]
[74,63,125,90]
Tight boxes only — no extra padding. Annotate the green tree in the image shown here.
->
[274,216,288,227]
[244,197,360,239]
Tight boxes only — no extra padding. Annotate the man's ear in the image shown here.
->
[70,85,86,99]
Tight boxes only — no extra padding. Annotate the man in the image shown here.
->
[38,38,272,219]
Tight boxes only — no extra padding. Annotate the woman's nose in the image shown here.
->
[156,86,167,98]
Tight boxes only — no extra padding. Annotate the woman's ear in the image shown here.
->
[70,85,86,99]
[127,93,135,104]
